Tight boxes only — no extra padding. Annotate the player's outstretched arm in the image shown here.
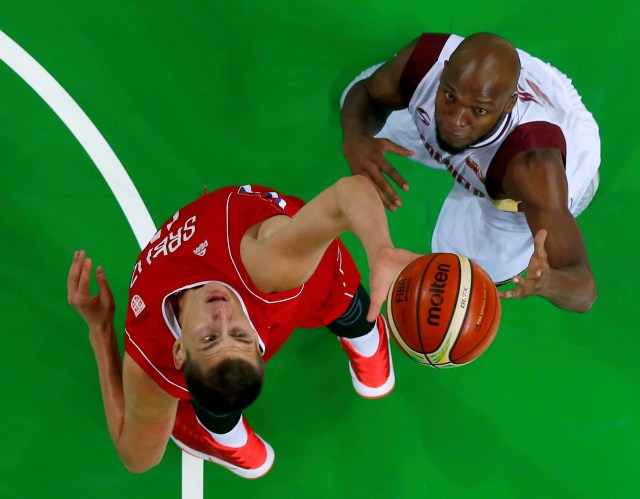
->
[242,176,420,320]
[499,150,597,311]
[340,39,418,210]
[67,252,177,472]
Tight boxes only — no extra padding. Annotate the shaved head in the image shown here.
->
[434,33,521,154]
[448,33,521,101]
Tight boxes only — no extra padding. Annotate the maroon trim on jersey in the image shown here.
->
[486,121,567,199]
[399,33,450,105]
[469,113,512,149]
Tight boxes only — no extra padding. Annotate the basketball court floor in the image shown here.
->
[1,1,639,497]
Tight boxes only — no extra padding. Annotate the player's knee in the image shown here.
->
[327,284,374,338]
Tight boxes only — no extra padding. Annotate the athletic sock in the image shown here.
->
[199,415,248,448]
[343,322,380,357]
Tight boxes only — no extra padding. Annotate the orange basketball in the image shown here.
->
[385,253,501,368]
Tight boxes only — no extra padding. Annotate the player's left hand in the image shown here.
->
[67,250,116,332]
[499,229,551,300]
[367,247,422,321]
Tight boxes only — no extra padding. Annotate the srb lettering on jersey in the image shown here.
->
[130,214,197,288]
[239,185,287,211]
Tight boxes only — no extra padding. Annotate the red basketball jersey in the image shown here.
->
[124,185,361,399]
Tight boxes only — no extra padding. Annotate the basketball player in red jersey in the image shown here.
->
[341,33,599,312]
[67,176,419,478]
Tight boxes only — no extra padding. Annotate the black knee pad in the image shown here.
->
[327,283,375,339]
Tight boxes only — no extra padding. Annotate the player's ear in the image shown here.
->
[504,92,517,114]
[173,339,186,370]
[439,60,449,83]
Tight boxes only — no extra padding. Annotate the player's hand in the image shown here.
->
[67,250,115,331]
[367,247,422,321]
[499,229,551,300]
[342,135,414,211]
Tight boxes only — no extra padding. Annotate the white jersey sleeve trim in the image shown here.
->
[225,192,305,304]
[125,328,189,395]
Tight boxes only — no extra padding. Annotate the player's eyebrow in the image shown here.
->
[442,81,497,107]
[199,335,253,352]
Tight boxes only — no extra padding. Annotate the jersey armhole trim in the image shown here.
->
[399,33,450,105]
[125,329,189,397]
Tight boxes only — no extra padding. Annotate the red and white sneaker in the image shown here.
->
[339,315,395,399]
[172,415,275,479]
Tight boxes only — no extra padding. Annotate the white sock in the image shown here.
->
[344,323,380,357]
[199,415,248,448]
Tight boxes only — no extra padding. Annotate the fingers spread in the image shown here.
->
[79,258,93,295]
[382,139,414,158]
[67,251,88,303]
[533,229,548,258]
[383,165,409,192]
[67,251,81,293]
[96,266,114,302]
[369,178,393,209]
[498,290,514,299]
[368,167,401,209]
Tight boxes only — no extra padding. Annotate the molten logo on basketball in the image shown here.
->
[386,253,501,368]
[427,263,451,327]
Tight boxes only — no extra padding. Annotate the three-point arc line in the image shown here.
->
[0,29,155,247]
[0,29,203,499]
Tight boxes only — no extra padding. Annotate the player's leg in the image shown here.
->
[327,283,395,398]
[171,400,274,479]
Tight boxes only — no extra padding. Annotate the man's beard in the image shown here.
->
[435,124,468,155]
[434,114,508,156]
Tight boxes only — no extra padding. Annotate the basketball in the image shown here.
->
[385,253,501,368]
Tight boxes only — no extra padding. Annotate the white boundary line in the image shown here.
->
[0,29,156,248]
[0,29,203,498]
[182,452,204,499]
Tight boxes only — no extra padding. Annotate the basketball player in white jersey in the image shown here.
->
[341,32,600,312]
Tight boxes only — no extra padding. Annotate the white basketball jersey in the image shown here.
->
[405,34,599,213]
[374,33,603,282]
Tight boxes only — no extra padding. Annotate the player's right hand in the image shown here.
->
[499,229,551,300]
[367,246,422,322]
[342,135,414,211]
[67,250,115,332]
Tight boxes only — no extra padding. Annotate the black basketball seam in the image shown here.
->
[416,256,437,367]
